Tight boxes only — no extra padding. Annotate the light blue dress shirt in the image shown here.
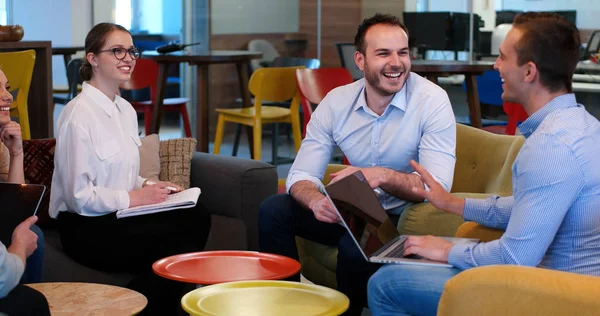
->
[449,94,600,276]
[286,73,456,213]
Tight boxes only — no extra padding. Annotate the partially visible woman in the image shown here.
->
[0,68,24,184]
[0,68,49,314]
[49,23,211,315]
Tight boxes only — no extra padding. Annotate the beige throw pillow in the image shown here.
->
[159,138,197,189]
[138,134,161,181]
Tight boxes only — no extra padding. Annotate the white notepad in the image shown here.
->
[116,187,201,219]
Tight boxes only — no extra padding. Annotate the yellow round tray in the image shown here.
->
[181,280,349,316]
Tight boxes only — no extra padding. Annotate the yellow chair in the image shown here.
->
[438,265,600,316]
[0,50,36,140]
[213,67,304,161]
[438,214,600,315]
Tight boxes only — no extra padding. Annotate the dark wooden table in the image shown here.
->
[143,50,262,152]
[0,41,53,138]
[411,60,495,129]
[52,46,84,68]
[575,61,600,74]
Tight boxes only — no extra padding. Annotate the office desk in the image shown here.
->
[576,61,600,74]
[143,50,262,152]
[0,41,53,138]
[412,60,494,129]
[52,46,84,68]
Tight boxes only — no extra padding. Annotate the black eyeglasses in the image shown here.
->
[98,47,142,60]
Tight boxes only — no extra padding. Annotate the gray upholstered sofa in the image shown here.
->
[40,152,277,286]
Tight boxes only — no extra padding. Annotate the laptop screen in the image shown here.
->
[325,172,399,257]
[0,183,46,245]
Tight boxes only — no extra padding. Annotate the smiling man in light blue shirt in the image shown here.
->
[259,13,456,315]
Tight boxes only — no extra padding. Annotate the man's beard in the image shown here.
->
[364,63,406,97]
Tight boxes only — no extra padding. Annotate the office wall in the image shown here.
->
[138,0,162,33]
[362,0,405,20]
[207,0,362,138]
[502,0,600,29]
[71,0,92,46]
[13,0,73,86]
[92,0,115,25]
[211,0,299,35]
[162,0,182,34]
[428,0,467,12]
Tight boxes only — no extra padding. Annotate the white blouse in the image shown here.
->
[50,82,146,218]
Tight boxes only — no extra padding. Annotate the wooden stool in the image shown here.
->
[26,282,147,316]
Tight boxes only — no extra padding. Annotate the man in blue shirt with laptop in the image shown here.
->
[259,13,457,315]
[367,12,600,316]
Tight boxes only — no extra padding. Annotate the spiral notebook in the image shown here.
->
[116,187,201,219]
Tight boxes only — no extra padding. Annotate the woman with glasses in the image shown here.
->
[49,23,211,315]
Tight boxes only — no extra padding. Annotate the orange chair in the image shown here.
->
[482,102,528,135]
[296,68,353,164]
[295,68,353,138]
[120,58,191,137]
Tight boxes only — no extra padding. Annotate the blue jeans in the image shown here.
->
[367,265,461,316]
[20,224,44,284]
[258,194,385,316]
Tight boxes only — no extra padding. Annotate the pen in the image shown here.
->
[144,180,179,192]
[165,186,179,192]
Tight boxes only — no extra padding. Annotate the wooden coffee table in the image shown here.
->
[26,282,147,316]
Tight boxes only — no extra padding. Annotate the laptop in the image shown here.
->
[324,171,478,267]
[0,183,46,244]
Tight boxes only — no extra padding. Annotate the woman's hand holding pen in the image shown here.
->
[128,181,182,207]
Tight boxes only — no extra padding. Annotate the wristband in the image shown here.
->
[9,148,23,157]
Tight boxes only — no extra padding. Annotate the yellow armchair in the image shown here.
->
[398,124,524,237]
[296,124,525,288]
[440,206,600,315]
[438,265,600,316]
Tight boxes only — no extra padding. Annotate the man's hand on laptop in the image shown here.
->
[330,166,384,188]
[403,235,452,263]
[309,197,341,223]
[409,160,465,216]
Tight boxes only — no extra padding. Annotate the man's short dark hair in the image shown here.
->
[354,13,409,55]
[512,12,580,93]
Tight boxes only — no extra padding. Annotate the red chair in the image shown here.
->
[296,68,353,164]
[121,58,192,137]
[481,102,528,135]
[295,68,353,138]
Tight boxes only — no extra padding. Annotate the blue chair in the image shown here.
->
[459,70,508,128]
[53,58,84,105]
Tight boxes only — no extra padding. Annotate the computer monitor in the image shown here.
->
[450,12,483,53]
[403,12,452,52]
[551,10,577,25]
[495,10,521,26]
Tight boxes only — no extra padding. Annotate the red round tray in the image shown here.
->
[152,251,301,285]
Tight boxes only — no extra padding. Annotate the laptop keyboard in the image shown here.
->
[385,235,408,258]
